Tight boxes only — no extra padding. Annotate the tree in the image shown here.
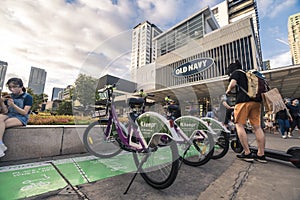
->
[73,74,99,108]
[27,88,49,112]
[57,100,73,115]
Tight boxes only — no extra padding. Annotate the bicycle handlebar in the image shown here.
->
[98,83,117,93]
[147,93,155,97]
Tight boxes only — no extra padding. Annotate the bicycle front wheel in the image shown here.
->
[180,130,214,167]
[132,140,179,189]
[211,131,230,159]
[83,120,122,158]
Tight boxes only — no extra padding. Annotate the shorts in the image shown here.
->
[7,113,28,125]
[234,101,261,126]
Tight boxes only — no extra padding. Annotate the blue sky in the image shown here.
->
[0,0,299,97]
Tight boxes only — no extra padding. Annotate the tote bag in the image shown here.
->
[262,88,286,114]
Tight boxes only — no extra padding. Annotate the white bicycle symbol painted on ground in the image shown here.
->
[20,174,51,191]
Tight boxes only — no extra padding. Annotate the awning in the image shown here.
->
[146,64,300,103]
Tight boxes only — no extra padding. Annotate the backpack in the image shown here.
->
[237,69,269,101]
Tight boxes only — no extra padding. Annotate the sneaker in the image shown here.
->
[0,149,4,158]
[282,135,287,139]
[255,155,267,163]
[237,152,254,162]
[288,132,292,138]
[0,144,7,152]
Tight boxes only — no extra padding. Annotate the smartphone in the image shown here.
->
[3,95,11,99]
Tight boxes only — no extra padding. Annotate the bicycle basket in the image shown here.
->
[91,105,107,118]
[92,91,109,117]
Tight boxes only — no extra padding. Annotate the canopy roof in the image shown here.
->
[145,64,300,103]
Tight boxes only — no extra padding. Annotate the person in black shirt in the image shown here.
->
[226,60,266,163]
[275,98,292,138]
[286,98,300,138]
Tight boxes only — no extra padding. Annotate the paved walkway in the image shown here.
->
[199,133,300,200]
[0,132,299,200]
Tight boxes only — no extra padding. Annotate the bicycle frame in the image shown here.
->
[107,102,149,152]
[85,86,181,194]
[201,117,230,140]
[172,116,216,153]
[163,105,216,148]
[100,87,174,153]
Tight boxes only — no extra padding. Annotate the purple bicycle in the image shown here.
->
[83,84,179,193]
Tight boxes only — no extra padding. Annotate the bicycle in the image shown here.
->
[201,117,231,159]
[163,97,215,166]
[82,84,179,194]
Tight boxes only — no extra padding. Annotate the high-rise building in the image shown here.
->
[130,21,162,82]
[28,66,47,95]
[0,61,8,91]
[288,12,300,65]
[154,8,219,58]
[262,60,271,70]
[212,0,262,67]
[51,87,64,101]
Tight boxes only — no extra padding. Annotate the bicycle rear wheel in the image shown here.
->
[132,140,179,189]
[83,120,122,158]
[180,130,214,166]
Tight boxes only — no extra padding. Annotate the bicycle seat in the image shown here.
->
[128,97,144,108]
[94,106,106,111]
[95,99,107,106]
[166,104,181,119]
[167,104,180,112]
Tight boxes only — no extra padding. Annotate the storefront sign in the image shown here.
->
[173,58,214,77]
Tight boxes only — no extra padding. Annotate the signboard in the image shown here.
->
[173,58,214,77]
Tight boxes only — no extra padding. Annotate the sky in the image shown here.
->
[0,0,299,99]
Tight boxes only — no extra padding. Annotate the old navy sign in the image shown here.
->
[173,58,214,77]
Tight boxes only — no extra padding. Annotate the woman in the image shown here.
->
[0,78,33,158]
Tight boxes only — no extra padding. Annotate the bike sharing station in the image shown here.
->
[1,63,300,200]
[1,70,300,200]
[1,14,300,199]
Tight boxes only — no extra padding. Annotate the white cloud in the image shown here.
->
[0,0,136,96]
[270,51,292,69]
[0,0,219,98]
[275,38,289,46]
[257,0,297,19]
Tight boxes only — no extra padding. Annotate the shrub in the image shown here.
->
[28,114,129,125]
[28,114,93,125]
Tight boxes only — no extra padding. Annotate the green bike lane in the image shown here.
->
[0,153,138,200]
[0,146,188,200]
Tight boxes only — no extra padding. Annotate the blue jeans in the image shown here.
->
[277,119,290,135]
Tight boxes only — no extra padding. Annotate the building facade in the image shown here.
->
[212,0,262,67]
[154,9,260,90]
[154,7,219,58]
[130,21,162,82]
[130,1,263,116]
[0,60,8,91]
[28,66,47,95]
[51,87,64,101]
[288,12,300,65]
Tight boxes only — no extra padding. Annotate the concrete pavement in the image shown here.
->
[2,132,300,200]
[199,132,300,200]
